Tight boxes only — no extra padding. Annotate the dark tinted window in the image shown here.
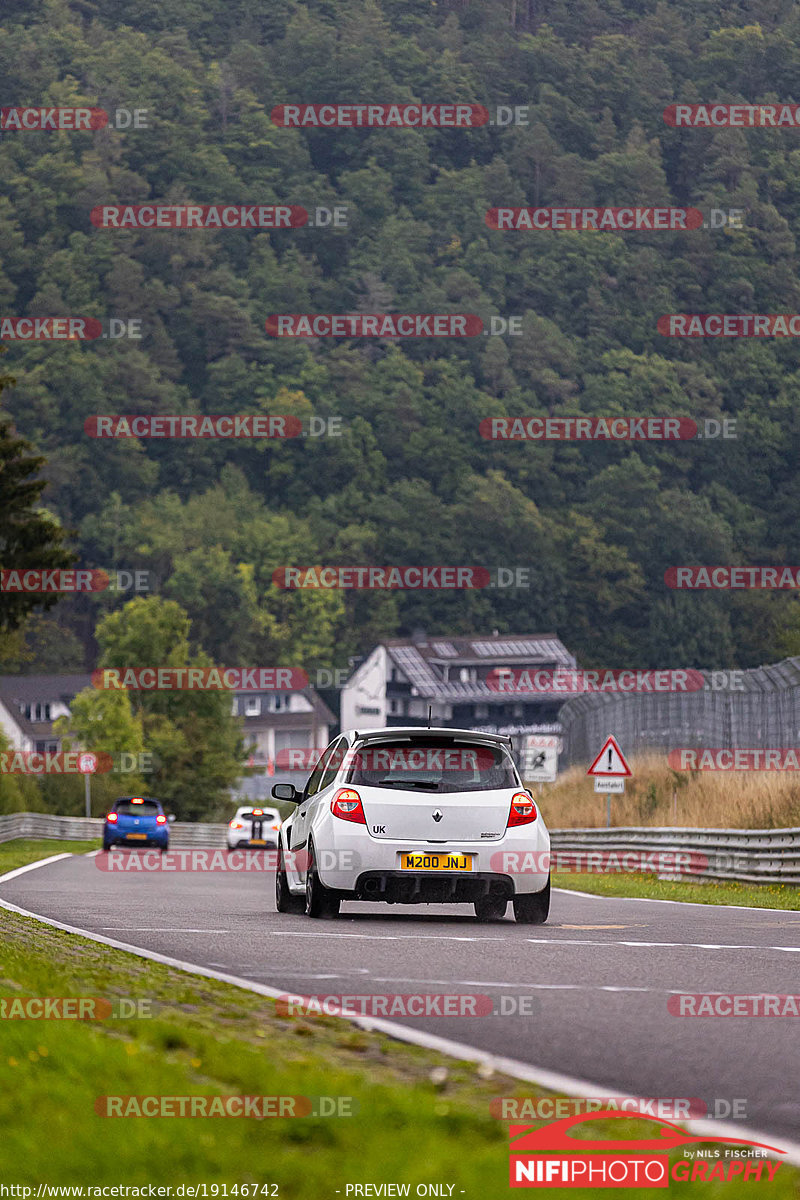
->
[346,739,518,793]
[114,800,161,816]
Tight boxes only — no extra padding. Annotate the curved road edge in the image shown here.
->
[2,870,799,1168]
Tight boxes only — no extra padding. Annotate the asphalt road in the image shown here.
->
[2,852,799,1143]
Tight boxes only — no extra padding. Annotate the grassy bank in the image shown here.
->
[553,871,800,909]
[0,839,96,875]
[533,754,800,829]
[0,873,796,1195]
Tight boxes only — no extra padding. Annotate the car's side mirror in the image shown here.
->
[272,783,300,803]
[167,814,176,823]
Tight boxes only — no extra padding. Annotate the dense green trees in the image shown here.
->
[2,0,800,671]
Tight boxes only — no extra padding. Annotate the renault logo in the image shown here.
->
[432,810,443,822]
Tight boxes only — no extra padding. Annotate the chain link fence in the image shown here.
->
[560,658,800,768]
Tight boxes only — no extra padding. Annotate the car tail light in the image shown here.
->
[271,823,280,830]
[229,820,244,829]
[156,814,167,825]
[331,788,366,824]
[106,813,118,823]
[507,792,537,827]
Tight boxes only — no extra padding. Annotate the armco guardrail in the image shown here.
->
[549,826,800,886]
[1,814,798,884]
[0,812,228,848]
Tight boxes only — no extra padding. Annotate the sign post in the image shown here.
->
[78,751,98,819]
[586,736,631,827]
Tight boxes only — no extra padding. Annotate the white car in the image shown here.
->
[272,727,550,922]
[226,805,281,850]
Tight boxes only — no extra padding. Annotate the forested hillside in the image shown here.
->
[3,0,800,672]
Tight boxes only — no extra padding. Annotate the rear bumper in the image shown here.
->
[226,838,277,850]
[353,870,517,904]
[309,818,550,896]
[105,830,169,847]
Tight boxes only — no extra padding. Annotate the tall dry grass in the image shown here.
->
[528,754,800,829]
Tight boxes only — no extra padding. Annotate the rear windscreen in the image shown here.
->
[345,740,518,793]
[114,800,160,816]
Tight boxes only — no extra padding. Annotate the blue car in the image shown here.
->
[103,796,171,851]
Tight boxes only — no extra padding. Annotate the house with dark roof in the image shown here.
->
[0,674,93,753]
[0,674,334,778]
[340,632,577,739]
[232,687,334,768]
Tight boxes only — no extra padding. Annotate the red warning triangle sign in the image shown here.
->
[586,735,632,777]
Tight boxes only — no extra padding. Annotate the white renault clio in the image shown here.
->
[272,727,550,922]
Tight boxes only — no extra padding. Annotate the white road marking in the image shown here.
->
[83,849,101,858]
[98,927,231,933]
[554,886,800,914]
[1,891,797,1168]
[270,930,800,952]
[0,853,73,885]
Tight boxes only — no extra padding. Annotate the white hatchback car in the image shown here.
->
[226,805,281,850]
[272,727,550,922]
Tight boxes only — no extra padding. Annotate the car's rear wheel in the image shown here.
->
[474,897,508,921]
[275,844,305,914]
[305,841,340,919]
[513,877,550,924]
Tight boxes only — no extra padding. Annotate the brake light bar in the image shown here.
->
[331,788,366,825]
[507,791,537,827]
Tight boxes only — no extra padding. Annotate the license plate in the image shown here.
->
[400,852,472,871]
[126,833,148,840]
[250,839,266,845]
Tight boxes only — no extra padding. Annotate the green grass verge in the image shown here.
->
[553,871,800,909]
[0,850,796,1196]
[0,838,97,875]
